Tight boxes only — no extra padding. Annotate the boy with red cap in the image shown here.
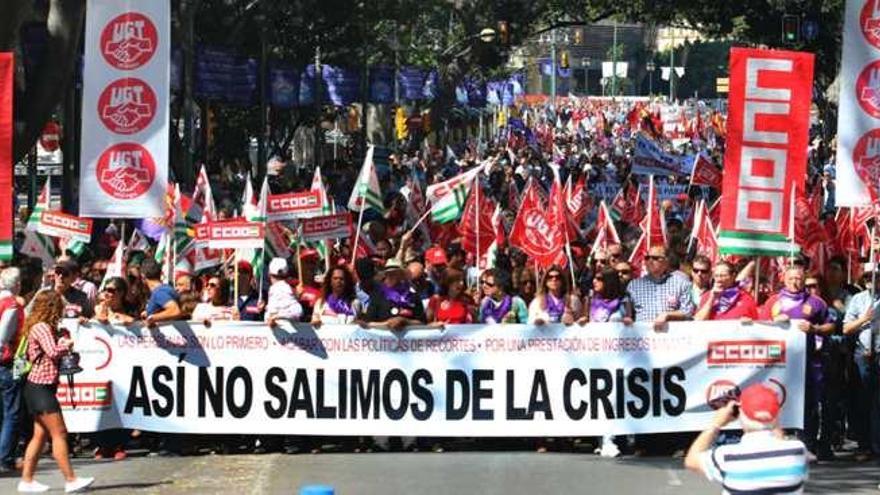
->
[685,383,808,494]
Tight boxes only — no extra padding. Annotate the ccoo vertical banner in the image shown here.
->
[0,53,12,260]
[717,47,814,256]
[80,0,169,218]
[836,0,880,206]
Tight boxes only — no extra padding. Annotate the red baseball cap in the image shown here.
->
[299,247,319,261]
[424,246,448,266]
[237,260,253,274]
[739,384,781,423]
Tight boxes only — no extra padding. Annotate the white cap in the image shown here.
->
[864,262,876,273]
[268,257,288,277]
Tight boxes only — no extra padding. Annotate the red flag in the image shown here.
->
[639,178,666,249]
[628,232,648,276]
[564,175,590,226]
[549,174,579,242]
[509,180,567,269]
[708,198,721,227]
[591,201,621,256]
[0,53,12,259]
[690,200,720,264]
[794,186,828,257]
[459,187,496,257]
[690,154,723,190]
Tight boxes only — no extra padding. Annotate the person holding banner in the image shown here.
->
[362,259,426,331]
[528,266,581,326]
[140,259,182,327]
[18,291,94,493]
[693,262,758,321]
[192,276,238,325]
[584,267,633,324]
[627,246,695,330]
[94,277,138,325]
[478,269,528,324]
[233,261,264,321]
[426,269,474,324]
[311,267,362,326]
[265,258,303,327]
[760,265,835,461]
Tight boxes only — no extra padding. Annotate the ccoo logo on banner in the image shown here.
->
[80,1,169,218]
[836,0,880,206]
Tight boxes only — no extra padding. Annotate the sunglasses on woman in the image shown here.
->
[547,273,561,280]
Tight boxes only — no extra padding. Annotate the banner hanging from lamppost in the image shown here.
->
[0,53,13,260]
[717,47,813,256]
[835,0,880,207]
[79,0,169,218]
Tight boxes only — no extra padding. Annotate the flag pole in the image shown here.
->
[647,175,654,249]
[754,256,760,301]
[788,187,796,262]
[350,205,366,266]
[234,249,240,304]
[404,208,432,238]
[475,176,481,275]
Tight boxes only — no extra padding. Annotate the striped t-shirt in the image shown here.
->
[699,430,807,494]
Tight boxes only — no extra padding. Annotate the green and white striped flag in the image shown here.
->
[22,180,57,264]
[241,175,268,281]
[347,145,384,213]
[425,161,488,224]
[155,231,173,283]
[310,166,332,261]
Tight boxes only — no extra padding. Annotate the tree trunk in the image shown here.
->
[11,0,86,162]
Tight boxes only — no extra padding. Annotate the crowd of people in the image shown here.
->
[0,97,874,488]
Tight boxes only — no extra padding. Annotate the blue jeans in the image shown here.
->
[0,367,21,467]
[854,351,880,454]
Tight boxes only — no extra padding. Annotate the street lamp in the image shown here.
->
[479,28,497,43]
[646,60,655,96]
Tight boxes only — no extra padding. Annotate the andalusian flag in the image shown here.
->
[311,167,331,261]
[425,161,488,224]
[241,176,268,280]
[155,231,173,283]
[100,241,125,289]
[347,145,384,213]
[22,180,57,265]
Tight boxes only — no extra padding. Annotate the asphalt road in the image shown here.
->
[1,449,878,495]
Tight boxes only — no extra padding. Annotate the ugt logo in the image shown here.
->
[96,143,156,200]
[100,12,158,70]
[97,78,157,134]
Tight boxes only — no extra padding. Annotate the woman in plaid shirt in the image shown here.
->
[17,290,93,493]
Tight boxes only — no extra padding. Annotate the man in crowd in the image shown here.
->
[761,265,835,460]
[0,267,23,473]
[628,246,695,330]
[685,384,808,493]
[843,263,880,459]
[690,255,712,305]
[614,261,633,286]
[27,259,94,319]
[234,261,264,321]
[694,261,759,321]
[141,258,182,326]
[363,259,426,331]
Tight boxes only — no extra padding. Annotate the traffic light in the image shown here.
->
[560,51,569,69]
[573,28,583,45]
[497,21,510,46]
[782,14,800,43]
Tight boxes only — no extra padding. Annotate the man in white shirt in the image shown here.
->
[265,258,302,326]
[685,384,808,494]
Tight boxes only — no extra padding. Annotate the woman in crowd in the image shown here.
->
[584,267,633,324]
[528,266,580,325]
[311,266,362,326]
[18,291,94,493]
[192,275,238,324]
[94,277,138,325]
[513,267,537,306]
[693,261,759,321]
[426,269,474,324]
[478,269,528,324]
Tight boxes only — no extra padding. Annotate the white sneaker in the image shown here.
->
[65,477,94,493]
[600,442,621,458]
[17,480,50,493]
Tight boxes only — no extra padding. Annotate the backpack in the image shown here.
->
[11,330,31,381]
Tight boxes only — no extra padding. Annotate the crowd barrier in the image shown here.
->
[59,320,805,436]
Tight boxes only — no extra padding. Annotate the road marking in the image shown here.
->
[666,468,683,486]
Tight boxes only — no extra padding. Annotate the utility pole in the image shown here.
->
[550,28,557,107]
[611,22,618,97]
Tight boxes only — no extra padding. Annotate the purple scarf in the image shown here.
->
[778,288,808,315]
[590,296,621,322]
[326,294,354,316]
[545,294,565,322]
[381,282,413,307]
[713,287,741,315]
[482,295,512,323]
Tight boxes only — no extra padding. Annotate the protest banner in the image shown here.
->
[34,211,93,243]
[301,212,352,242]
[836,0,880,206]
[267,190,322,221]
[62,320,804,436]
[80,0,170,218]
[195,220,265,250]
[718,47,814,256]
[631,133,694,176]
[690,153,723,190]
[0,52,12,260]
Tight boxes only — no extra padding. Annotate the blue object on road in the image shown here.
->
[300,485,334,495]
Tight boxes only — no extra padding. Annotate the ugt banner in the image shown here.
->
[835,0,880,206]
[0,53,12,260]
[80,0,169,218]
[718,47,813,256]
[61,320,805,436]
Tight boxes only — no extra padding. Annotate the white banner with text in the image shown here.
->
[60,320,805,436]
